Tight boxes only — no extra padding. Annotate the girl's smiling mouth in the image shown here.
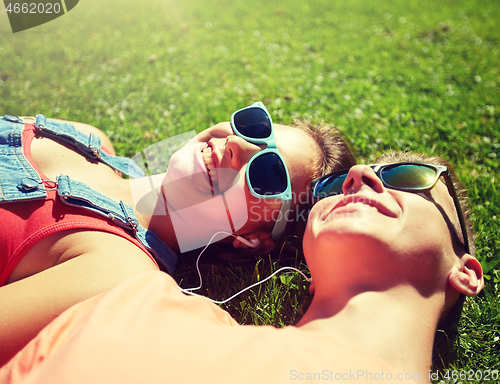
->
[201,144,218,189]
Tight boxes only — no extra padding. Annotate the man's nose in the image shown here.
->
[342,164,385,195]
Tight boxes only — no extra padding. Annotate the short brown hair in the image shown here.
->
[292,120,357,181]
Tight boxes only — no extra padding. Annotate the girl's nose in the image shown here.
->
[213,135,262,170]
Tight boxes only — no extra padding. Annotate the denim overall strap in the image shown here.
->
[34,114,144,179]
[57,175,177,274]
[0,114,176,274]
[0,115,48,201]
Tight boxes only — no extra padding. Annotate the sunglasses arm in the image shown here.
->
[271,198,292,241]
[443,174,470,254]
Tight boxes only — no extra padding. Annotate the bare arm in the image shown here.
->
[0,244,158,366]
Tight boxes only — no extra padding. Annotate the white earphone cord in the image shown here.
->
[179,231,312,305]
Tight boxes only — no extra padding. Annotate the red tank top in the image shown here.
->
[0,124,156,286]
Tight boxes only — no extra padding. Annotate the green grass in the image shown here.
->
[1,0,499,380]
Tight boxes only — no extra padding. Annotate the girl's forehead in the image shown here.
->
[274,125,320,205]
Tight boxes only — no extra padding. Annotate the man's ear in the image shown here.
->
[232,231,275,253]
[449,254,484,296]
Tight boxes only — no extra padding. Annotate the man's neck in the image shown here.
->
[297,287,443,381]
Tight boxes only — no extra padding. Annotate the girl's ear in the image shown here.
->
[448,254,484,296]
[232,231,275,253]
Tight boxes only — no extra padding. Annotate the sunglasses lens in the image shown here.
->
[314,173,348,199]
[381,164,437,190]
[248,153,288,195]
[233,108,272,139]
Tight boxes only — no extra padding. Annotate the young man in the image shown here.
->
[0,153,483,384]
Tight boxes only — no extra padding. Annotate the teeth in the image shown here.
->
[202,149,213,168]
[201,146,218,187]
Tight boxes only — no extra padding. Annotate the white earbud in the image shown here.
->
[235,236,260,248]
